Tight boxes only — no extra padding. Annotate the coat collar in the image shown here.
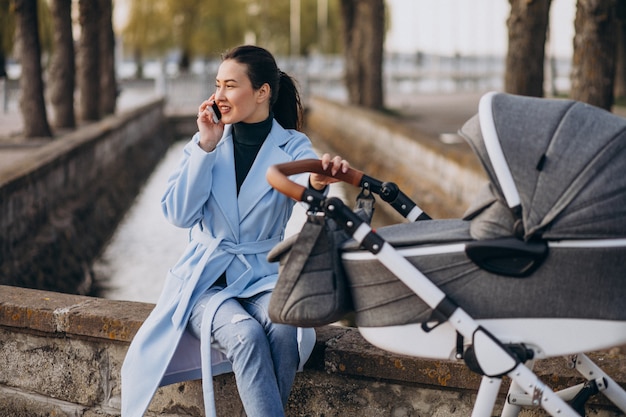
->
[210,126,238,237]
[210,121,297,236]
[238,120,295,221]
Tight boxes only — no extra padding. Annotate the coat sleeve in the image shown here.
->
[281,130,326,190]
[161,134,218,228]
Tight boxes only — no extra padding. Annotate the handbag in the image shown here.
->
[267,190,374,327]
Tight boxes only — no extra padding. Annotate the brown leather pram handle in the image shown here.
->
[268,159,430,221]
[266,159,364,202]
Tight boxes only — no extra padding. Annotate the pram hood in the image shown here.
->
[459,92,626,241]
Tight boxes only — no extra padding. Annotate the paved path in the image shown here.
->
[0,89,161,140]
[2,89,625,170]
[0,109,23,140]
[0,89,160,170]
[0,90,483,142]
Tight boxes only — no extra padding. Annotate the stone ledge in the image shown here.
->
[2,284,625,387]
[0,285,150,342]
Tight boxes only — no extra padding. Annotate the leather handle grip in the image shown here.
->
[266,159,364,201]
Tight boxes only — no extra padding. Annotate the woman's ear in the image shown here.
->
[256,83,271,103]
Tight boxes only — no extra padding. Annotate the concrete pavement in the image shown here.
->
[0,90,484,144]
[0,89,161,170]
[2,89,625,168]
[3,88,626,142]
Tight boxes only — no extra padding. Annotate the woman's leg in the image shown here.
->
[188,291,295,417]
[239,291,299,406]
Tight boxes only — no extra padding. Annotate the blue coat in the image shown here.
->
[121,120,318,416]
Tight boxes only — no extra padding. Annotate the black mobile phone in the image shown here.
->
[210,102,222,123]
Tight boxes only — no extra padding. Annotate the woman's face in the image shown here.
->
[213,59,271,125]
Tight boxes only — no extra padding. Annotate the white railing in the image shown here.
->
[2,53,573,117]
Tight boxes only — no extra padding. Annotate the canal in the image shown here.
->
[93,140,188,303]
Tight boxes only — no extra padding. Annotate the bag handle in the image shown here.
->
[266,159,430,221]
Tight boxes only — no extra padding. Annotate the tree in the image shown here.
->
[570,0,618,110]
[77,0,100,120]
[188,0,251,58]
[49,0,75,128]
[121,0,173,78]
[99,0,116,115]
[120,0,343,74]
[14,0,52,137]
[169,0,203,72]
[504,0,552,97]
[339,0,384,110]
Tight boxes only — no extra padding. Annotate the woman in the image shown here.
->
[121,45,349,416]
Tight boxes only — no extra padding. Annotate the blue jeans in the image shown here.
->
[188,288,299,417]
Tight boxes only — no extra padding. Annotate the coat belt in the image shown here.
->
[171,225,281,328]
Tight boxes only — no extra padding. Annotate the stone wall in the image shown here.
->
[0,100,172,295]
[1,285,624,416]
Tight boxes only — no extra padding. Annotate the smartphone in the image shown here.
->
[208,102,222,123]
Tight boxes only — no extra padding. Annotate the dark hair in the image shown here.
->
[222,45,303,130]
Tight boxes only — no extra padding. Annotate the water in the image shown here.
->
[94,141,189,303]
[95,140,339,303]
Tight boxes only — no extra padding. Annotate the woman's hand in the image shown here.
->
[309,154,350,191]
[196,95,224,152]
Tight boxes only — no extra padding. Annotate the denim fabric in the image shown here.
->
[189,288,299,417]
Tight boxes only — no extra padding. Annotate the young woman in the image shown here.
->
[121,45,349,416]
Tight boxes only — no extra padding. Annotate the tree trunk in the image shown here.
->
[0,52,6,78]
[614,0,626,99]
[570,0,618,110]
[99,0,117,116]
[49,0,75,129]
[134,48,144,79]
[14,0,52,138]
[505,0,552,97]
[77,0,100,121]
[339,0,384,110]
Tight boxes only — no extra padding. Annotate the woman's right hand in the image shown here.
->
[196,95,224,152]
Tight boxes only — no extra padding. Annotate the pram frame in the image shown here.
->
[267,159,626,416]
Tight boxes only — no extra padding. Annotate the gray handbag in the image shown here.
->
[267,213,353,327]
[267,192,374,327]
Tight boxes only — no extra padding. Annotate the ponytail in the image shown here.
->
[222,45,304,130]
[273,71,303,130]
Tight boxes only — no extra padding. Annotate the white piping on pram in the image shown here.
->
[479,91,521,210]
[549,238,626,248]
[341,238,626,260]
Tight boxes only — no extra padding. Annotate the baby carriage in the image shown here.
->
[266,92,626,416]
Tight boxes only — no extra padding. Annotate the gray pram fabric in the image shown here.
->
[463,94,626,240]
[342,93,626,328]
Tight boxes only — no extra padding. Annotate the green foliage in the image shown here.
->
[181,0,249,58]
[0,0,52,58]
[121,0,174,56]
[120,0,343,61]
[37,0,52,55]
[0,0,16,56]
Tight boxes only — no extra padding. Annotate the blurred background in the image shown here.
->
[2,0,623,136]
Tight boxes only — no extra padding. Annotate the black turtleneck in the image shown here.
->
[232,114,273,194]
